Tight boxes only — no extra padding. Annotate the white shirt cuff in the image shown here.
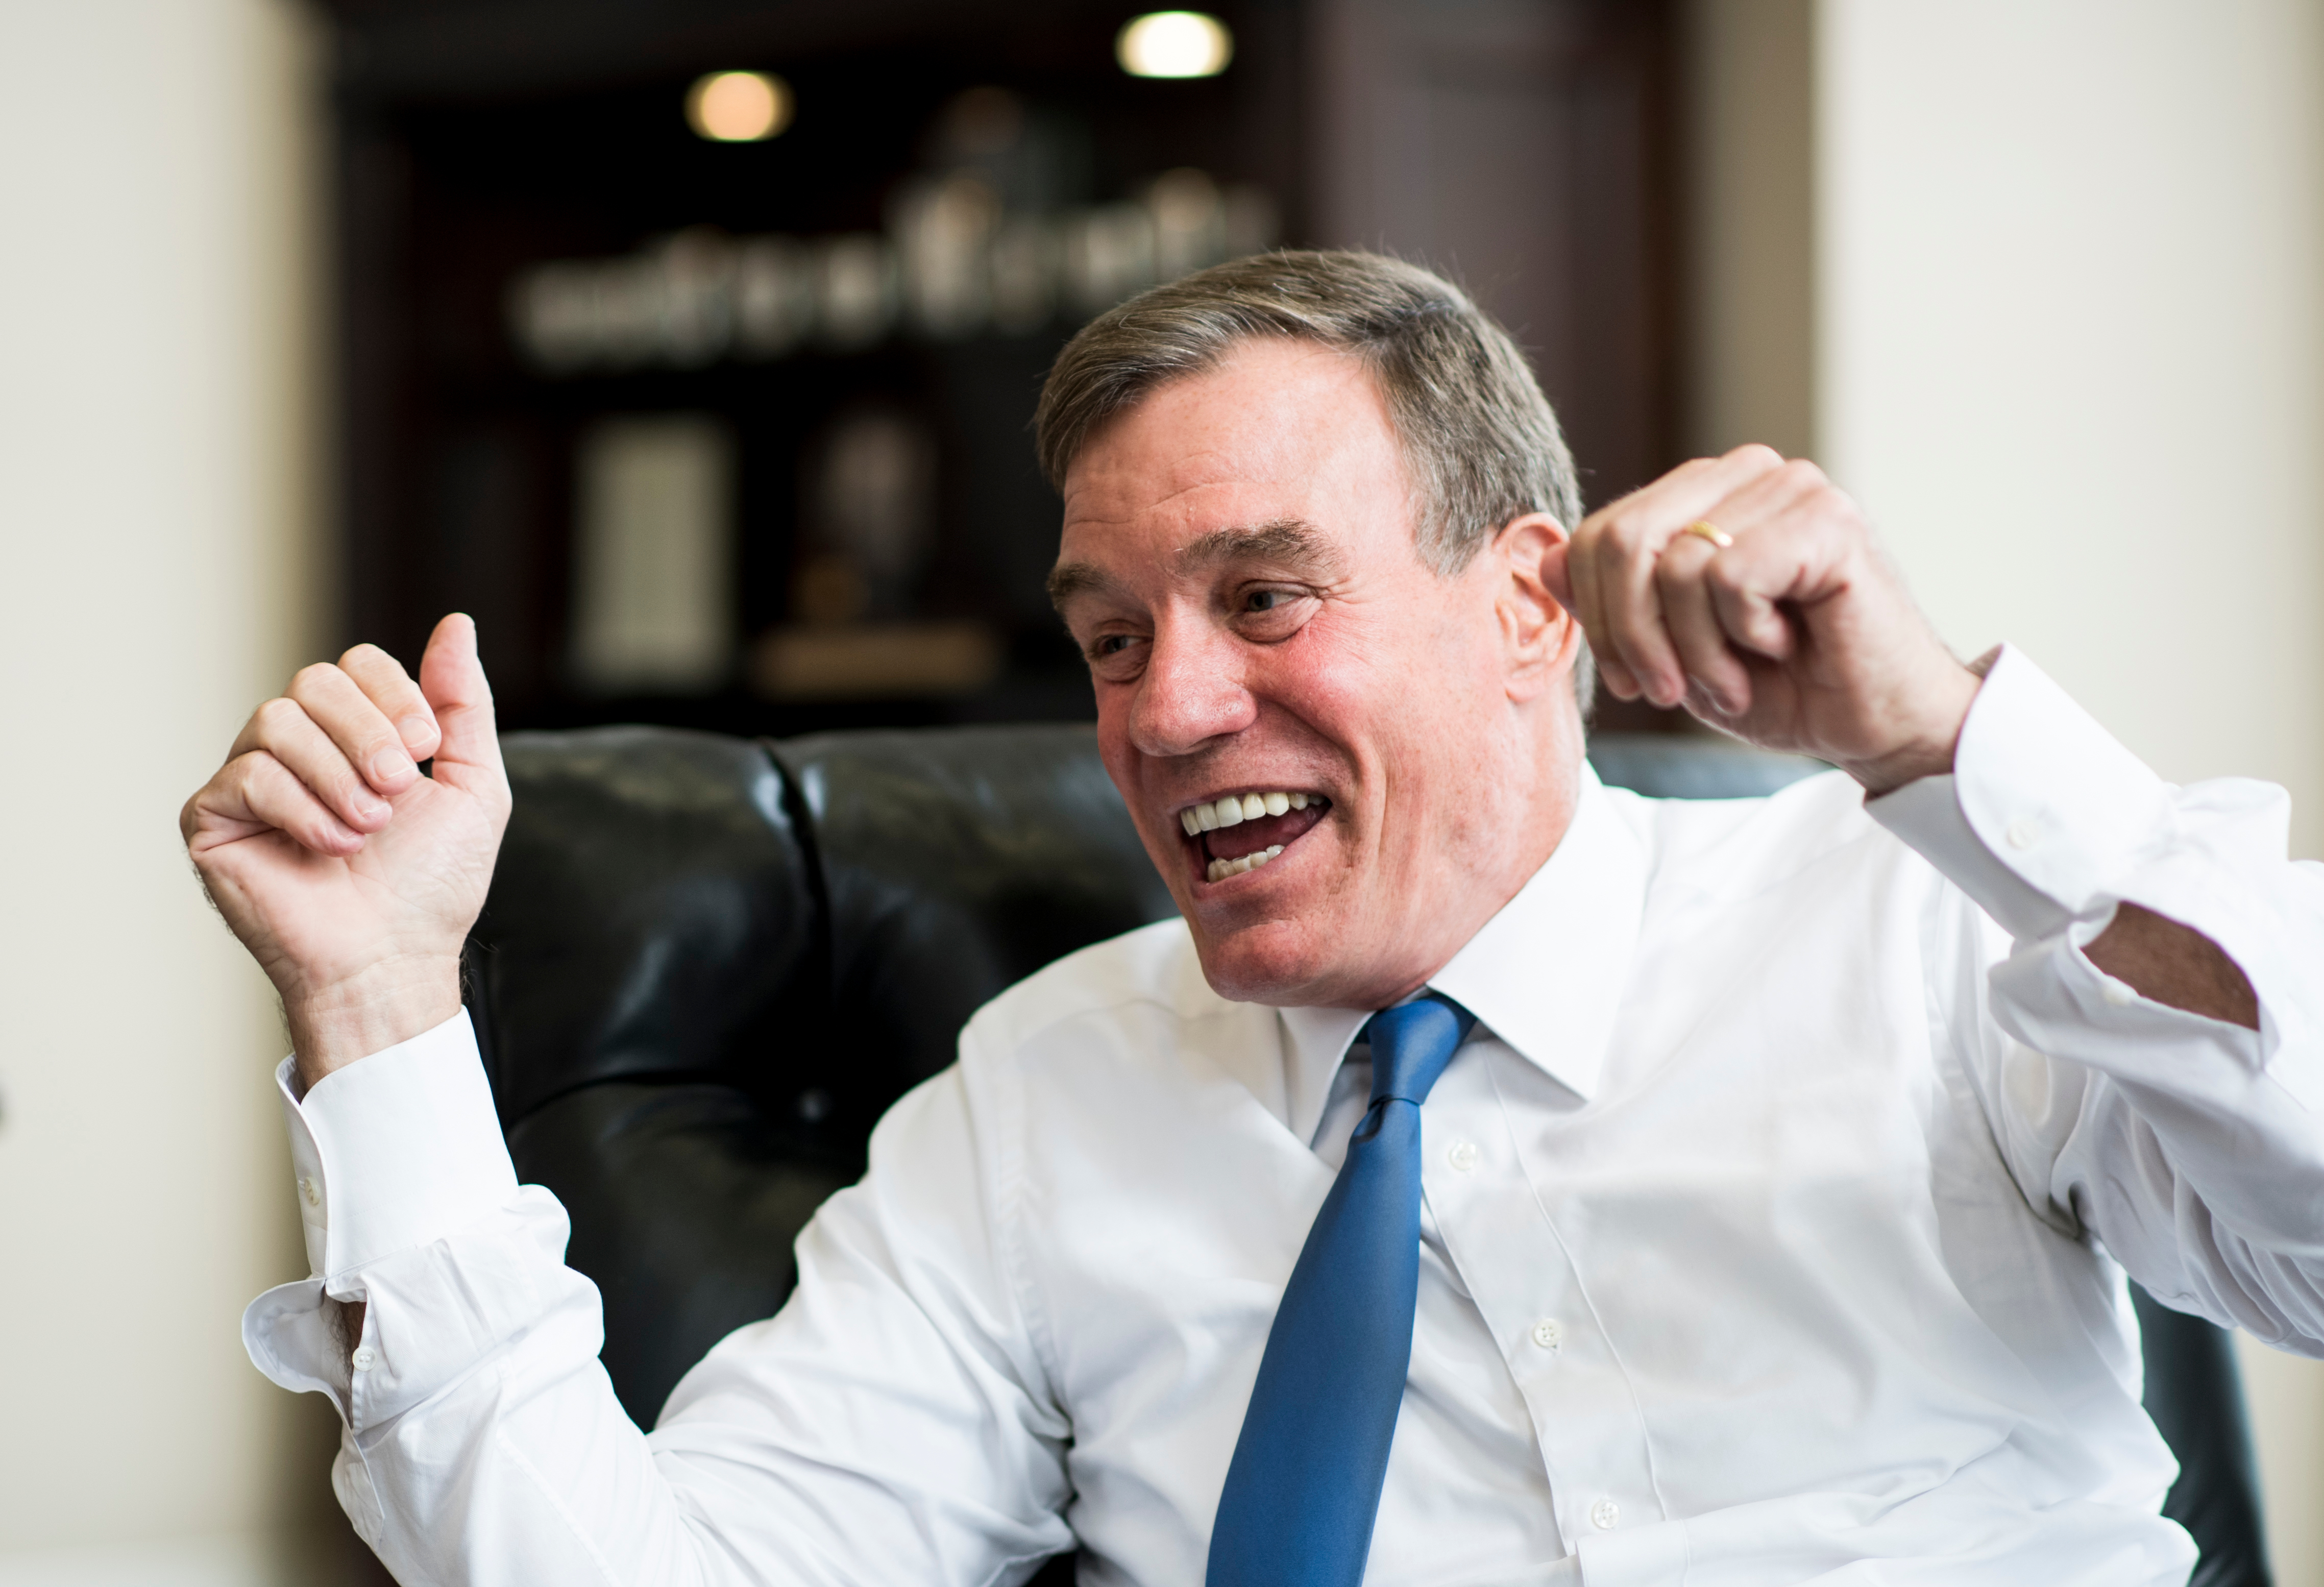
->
[1866,644,2173,942]
[277,1007,520,1284]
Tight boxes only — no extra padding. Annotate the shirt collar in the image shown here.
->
[1276,767,1646,1142]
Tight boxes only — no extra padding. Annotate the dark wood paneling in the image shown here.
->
[319,0,1680,737]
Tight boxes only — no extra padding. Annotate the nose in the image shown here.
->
[1126,616,1257,759]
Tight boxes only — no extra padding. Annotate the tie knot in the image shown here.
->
[1358,992,1475,1107]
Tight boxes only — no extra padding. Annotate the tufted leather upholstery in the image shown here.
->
[463,724,2270,1586]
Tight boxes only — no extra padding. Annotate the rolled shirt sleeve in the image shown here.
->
[1870,645,2324,1350]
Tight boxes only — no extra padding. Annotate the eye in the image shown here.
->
[1230,584,1316,640]
[1081,629,1149,679]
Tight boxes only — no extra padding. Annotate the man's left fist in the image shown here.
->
[1543,444,1983,795]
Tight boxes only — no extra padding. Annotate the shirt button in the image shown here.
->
[1591,1497,1621,1531]
[2005,815,2042,850]
[350,1347,377,1372]
[1530,1317,1562,1351]
[1447,1140,1480,1173]
[299,1176,321,1209]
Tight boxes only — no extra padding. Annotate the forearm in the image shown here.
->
[1870,645,2289,1037]
[2084,903,2258,1031]
[1869,647,2324,1338]
[1995,923,2324,1347]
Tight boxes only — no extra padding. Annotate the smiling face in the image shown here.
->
[1052,337,1588,1009]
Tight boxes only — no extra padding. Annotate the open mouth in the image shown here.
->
[1175,790,1332,885]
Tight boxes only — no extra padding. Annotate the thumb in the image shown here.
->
[418,613,503,777]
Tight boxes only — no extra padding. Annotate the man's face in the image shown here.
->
[1053,338,1581,1009]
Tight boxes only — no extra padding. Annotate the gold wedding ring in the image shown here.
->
[1683,520,1734,549]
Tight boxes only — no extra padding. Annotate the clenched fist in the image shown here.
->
[1544,445,1983,794]
[182,614,510,1090]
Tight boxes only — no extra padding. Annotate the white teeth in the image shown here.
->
[1179,792,1325,841]
[1204,844,1287,885]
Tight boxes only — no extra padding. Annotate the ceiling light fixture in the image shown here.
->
[1116,12,1234,79]
[687,71,793,142]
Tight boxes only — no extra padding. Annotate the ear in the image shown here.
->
[1492,512,1582,703]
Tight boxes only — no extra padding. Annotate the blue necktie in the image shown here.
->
[1207,992,1477,1587]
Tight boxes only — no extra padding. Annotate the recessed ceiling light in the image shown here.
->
[687,71,793,142]
[1116,12,1234,79]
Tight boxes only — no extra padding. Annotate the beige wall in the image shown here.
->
[1819,0,2324,857]
[1693,1,2324,1580]
[1683,0,1817,462]
[0,0,326,1577]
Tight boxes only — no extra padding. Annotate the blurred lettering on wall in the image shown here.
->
[508,168,1276,373]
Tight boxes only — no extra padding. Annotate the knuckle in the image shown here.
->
[322,754,368,799]
[1602,514,1650,554]
[254,696,304,736]
[339,641,389,671]
[359,732,405,773]
[1777,458,1827,491]
[289,661,340,698]
[1609,617,1661,660]
[1731,443,1785,471]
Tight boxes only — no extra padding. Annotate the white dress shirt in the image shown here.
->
[243,646,2324,1586]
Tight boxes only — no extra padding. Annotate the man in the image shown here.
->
[185,251,2322,1585]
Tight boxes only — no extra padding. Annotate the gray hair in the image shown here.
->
[1035,248,1593,712]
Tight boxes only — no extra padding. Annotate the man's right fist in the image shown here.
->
[182,613,510,1091]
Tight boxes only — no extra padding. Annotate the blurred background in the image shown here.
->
[0,0,2317,1581]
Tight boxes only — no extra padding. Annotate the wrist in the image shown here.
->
[1841,661,1984,798]
[285,956,464,1092]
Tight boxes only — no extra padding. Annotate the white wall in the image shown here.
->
[0,0,326,1578]
[1819,0,2324,860]
[1805,2,2324,1580]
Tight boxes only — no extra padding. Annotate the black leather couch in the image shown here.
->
[461,723,2271,1586]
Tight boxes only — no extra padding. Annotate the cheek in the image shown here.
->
[1094,705,1149,815]
[1092,674,1151,761]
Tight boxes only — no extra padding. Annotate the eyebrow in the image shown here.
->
[1046,518,1343,613]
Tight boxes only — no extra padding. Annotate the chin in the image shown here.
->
[1185,913,1351,1007]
